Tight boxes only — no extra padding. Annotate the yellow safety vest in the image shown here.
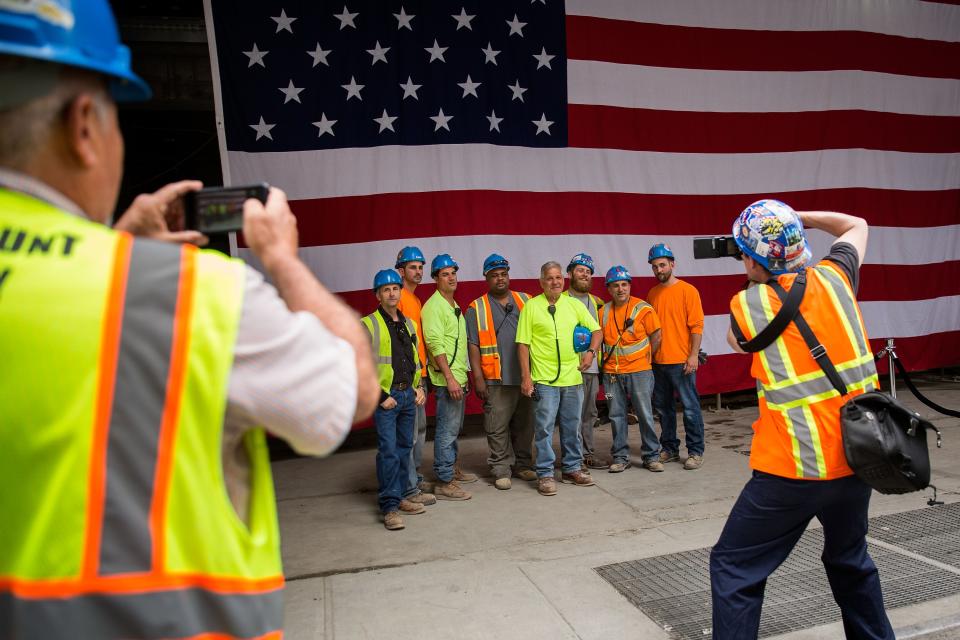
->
[468,291,529,380]
[361,310,423,392]
[0,189,283,639]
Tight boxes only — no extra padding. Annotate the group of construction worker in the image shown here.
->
[364,245,707,531]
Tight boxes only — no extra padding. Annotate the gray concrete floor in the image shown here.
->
[274,376,960,639]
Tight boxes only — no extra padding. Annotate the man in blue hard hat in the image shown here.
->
[466,254,535,490]
[362,270,429,530]
[0,4,379,637]
[421,253,473,500]
[564,253,608,470]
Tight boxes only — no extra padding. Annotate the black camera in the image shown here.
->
[183,183,269,234]
[693,236,742,260]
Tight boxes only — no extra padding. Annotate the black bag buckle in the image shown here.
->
[809,343,827,359]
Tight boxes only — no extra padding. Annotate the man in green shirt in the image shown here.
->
[421,254,471,501]
[517,262,602,496]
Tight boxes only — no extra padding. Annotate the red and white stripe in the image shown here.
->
[226,0,960,394]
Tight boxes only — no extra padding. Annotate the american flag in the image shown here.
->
[204,0,960,395]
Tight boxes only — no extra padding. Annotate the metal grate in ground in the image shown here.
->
[596,505,960,639]
[869,501,960,571]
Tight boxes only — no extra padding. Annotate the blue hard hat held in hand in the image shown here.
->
[394,246,426,269]
[647,243,674,263]
[430,253,459,278]
[482,253,510,275]
[0,0,151,102]
[733,199,812,275]
[567,253,595,274]
[573,326,592,353]
[605,265,631,285]
[373,269,402,292]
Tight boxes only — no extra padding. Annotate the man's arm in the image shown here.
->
[727,327,746,354]
[579,330,603,372]
[649,328,662,355]
[243,188,378,422]
[517,343,534,397]
[467,343,487,400]
[797,211,868,265]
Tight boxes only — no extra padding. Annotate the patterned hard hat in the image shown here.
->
[483,253,510,275]
[733,199,812,275]
[567,253,595,274]
[605,265,631,285]
[573,325,592,353]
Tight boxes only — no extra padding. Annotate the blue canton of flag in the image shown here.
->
[209,0,568,151]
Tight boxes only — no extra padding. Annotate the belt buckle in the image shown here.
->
[608,374,616,382]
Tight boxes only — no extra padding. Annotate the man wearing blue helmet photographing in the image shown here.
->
[710,201,893,639]
[0,3,378,637]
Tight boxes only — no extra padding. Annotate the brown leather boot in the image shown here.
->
[560,470,595,486]
[383,511,404,530]
[434,481,472,501]
[398,499,426,514]
[537,477,558,496]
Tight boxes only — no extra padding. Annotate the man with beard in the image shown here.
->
[564,253,607,470]
[466,254,535,490]
[647,244,706,470]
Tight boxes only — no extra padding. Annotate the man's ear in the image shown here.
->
[61,92,103,169]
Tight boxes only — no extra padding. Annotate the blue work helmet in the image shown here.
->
[605,265,631,285]
[482,253,510,276]
[573,326,592,353]
[647,243,675,263]
[394,246,426,269]
[430,253,459,278]
[0,0,151,102]
[373,269,403,292]
[733,199,812,275]
[567,253,595,274]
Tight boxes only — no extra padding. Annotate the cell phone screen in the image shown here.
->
[185,183,268,233]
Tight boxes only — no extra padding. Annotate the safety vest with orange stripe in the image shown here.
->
[0,189,283,639]
[729,260,879,480]
[600,297,656,374]
[468,291,529,381]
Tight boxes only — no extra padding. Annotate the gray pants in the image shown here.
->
[404,401,427,497]
[578,372,600,455]
[482,384,534,478]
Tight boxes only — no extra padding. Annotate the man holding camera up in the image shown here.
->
[0,3,378,637]
[466,254,535,490]
[422,254,473,501]
[517,262,602,496]
[710,201,892,639]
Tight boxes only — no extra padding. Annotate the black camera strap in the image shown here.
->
[731,270,807,353]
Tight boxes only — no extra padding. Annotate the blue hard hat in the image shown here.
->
[430,253,459,278]
[567,253,595,274]
[573,326,592,353]
[394,246,426,269]
[373,269,403,292]
[647,243,675,263]
[605,265,631,285]
[482,253,510,276]
[0,0,151,102]
[733,199,812,275]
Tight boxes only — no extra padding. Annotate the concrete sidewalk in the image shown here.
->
[275,377,960,639]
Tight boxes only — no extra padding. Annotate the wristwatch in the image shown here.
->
[586,348,596,355]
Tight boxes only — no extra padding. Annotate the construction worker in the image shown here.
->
[517,261,602,496]
[466,254,536,490]
[711,201,893,639]
[564,252,607,470]
[421,254,473,500]
[394,246,436,506]
[647,243,707,470]
[0,3,378,637]
[600,266,664,472]
[363,270,429,530]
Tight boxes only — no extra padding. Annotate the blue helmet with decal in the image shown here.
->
[394,246,426,269]
[430,253,459,278]
[573,326,592,353]
[605,265,631,285]
[482,253,510,276]
[647,243,674,263]
[567,253,595,274]
[733,199,812,275]
[373,269,402,292]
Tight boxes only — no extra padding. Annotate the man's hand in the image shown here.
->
[683,353,699,375]
[578,351,594,372]
[243,187,299,271]
[415,386,426,406]
[113,180,208,246]
[380,396,397,410]
[521,377,534,397]
[473,377,488,402]
[446,376,464,401]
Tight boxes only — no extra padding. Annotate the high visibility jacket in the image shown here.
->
[467,291,529,380]
[600,297,655,374]
[361,310,423,392]
[729,261,879,480]
[0,189,283,639]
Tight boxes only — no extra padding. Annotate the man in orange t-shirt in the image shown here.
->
[647,243,706,470]
[394,246,435,506]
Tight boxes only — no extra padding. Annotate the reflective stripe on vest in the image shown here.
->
[362,311,422,392]
[0,189,282,639]
[601,301,650,358]
[469,291,528,381]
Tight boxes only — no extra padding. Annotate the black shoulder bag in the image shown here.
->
[731,270,942,495]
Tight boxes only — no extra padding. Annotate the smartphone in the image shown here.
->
[183,183,269,233]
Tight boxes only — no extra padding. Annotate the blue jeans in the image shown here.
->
[374,387,415,514]
[710,472,893,640]
[605,370,659,464]
[532,383,584,477]
[433,386,465,483]
[404,402,427,497]
[653,363,704,456]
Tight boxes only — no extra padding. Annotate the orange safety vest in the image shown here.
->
[730,260,879,480]
[600,297,655,374]
[468,291,529,380]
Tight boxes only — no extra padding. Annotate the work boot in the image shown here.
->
[608,461,631,473]
[494,477,512,490]
[418,480,435,494]
[643,459,665,472]
[398,499,426,515]
[514,469,537,481]
[406,492,437,506]
[434,481,472,501]
[560,470,595,486]
[659,450,680,464]
[683,455,704,470]
[383,511,404,531]
[454,466,478,483]
[583,454,609,470]
[537,477,557,496]
[627,412,639,425]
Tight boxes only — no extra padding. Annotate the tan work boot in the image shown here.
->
[514,469,537,481]
[494,477,512,490]
[418,481,435,494]
[643,459,665,472]
[383,511,404,530]
[434,481,472,501]
[454,466,478,483]
[683,455,704,470]
[406,492,437,506]
[398,499,426,514]
[560,470,595,486]
[659,450,680,463]
[608,461,632,473]
[537,477,558,496]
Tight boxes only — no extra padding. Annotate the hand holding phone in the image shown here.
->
[184,183,269,234]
